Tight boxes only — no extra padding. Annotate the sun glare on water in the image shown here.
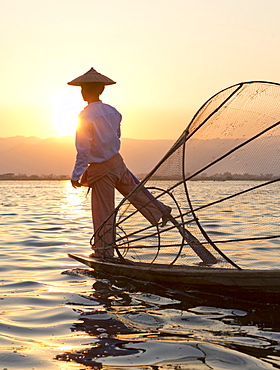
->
[51,89,84,137]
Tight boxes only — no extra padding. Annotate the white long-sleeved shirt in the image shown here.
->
[71,101,122,181]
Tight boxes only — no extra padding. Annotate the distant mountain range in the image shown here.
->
[0,135,279,178]
[0,136,174,177]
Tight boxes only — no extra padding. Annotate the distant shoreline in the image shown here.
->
[0,178,70,181]
[0,176,278,182]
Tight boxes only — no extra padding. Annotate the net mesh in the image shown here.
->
[91,82,280,270]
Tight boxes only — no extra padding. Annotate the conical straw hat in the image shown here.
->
[67,67,116,86]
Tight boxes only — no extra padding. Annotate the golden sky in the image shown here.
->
[1,0,280,140]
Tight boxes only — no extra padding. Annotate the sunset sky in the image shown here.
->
[1,0,280,140]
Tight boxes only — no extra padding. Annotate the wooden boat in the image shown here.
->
[68,253,280,299]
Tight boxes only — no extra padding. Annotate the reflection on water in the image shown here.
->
[0,180,280,369]
[56,270,280,369]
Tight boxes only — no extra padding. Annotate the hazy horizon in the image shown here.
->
[1,135,279,178]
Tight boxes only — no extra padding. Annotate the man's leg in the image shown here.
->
[116,168,164,225]
[91,174,116,257]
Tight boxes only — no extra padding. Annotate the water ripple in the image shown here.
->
[1,180,280,369]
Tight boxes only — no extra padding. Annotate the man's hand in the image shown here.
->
[71,180,82,188]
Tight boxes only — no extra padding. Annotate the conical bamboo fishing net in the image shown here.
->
[91,82,280,270]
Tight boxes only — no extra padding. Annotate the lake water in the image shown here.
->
[1,180,280,370]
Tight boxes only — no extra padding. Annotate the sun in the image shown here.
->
[51,89,84,137]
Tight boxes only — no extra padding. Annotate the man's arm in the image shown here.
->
[71,119,92,187]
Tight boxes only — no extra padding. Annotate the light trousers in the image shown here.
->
[89,156,163,257]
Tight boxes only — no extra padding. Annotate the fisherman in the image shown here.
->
[69,67,171,259]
